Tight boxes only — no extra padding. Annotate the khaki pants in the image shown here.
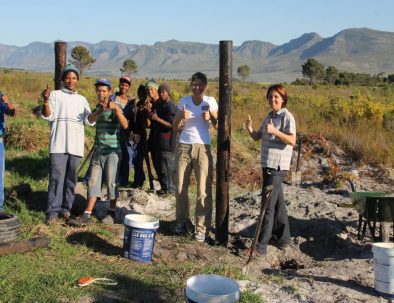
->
[174,143,213,234]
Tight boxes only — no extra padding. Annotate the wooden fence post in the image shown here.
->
[215,40,233,246]
[54,42,67,90]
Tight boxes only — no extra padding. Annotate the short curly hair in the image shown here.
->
[266,84,288,108]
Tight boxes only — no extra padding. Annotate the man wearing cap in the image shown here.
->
[41,64,94,224]
[0,92,16,212]
[113,76,136,187]
[68,79,128,227]
[148,83,177,195]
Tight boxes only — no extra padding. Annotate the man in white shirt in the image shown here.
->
[173,72,218,242]
[41,64,94,224]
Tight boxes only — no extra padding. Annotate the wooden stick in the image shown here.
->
[0,236,50,256]
[245,187,273,265]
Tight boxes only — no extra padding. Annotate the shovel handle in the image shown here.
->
[295,134,302,171]
[245,188,273,265]
[77,146,95,176]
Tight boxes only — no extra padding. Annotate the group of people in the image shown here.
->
[40,64,221,243]
[2,63,296,251]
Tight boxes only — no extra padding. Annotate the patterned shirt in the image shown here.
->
[259,108,296,171]
[94,105,123,154]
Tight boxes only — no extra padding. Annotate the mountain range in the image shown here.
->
[1,28,393,82]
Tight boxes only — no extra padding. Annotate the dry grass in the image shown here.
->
[1,69,393,165]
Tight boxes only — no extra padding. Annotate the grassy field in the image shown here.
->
[0,69,393,302]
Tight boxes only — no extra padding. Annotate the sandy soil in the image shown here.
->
[75,134,394,303]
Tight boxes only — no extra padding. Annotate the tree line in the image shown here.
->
[296,58,394,86]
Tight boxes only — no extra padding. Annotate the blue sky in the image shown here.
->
[1,0,394,47]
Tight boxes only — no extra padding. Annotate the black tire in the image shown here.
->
[0,212,20,244]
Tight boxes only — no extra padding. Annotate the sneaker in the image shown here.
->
[156,189,167,196]
[101,212,115,224]
[68,215,92,227]
[173,222,186,235]
[194,232,205,243]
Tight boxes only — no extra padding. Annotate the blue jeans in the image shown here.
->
[257,168,291,252]
[132,141,147,188]
[0,139,4,211]
[46,153,81,219]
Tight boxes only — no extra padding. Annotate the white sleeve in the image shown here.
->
[207,96,218,112]
[41,91,56,122]
[83,98,95,126]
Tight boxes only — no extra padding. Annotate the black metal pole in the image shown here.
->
[54,42,67,90]
[215,40,233,246]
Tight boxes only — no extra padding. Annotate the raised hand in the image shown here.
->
[1,93,9,104]
[202,110,210,121]
[42,84,50,102]
[246,114,252,128]
[265,118,276,135]
[182,104,191,119]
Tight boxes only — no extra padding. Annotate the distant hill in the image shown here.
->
[0,28,393,82]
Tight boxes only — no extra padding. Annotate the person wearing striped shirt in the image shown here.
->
[68,79,128,227]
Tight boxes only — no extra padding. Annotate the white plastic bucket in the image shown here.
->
[372,242,394,298]
[123,214,159,263]
[185,274,240,303]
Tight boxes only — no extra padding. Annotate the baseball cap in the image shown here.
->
[119,76,131,86]
[94,79,112,90]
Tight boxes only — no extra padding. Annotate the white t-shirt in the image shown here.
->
[177,95,218,145]
[41,88,94,157]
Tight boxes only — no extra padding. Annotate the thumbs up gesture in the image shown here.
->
[265,118,276,135]
[245,114,253,132]
[202,107,210,121]
[182,104,191,120]
[42,84,50,102]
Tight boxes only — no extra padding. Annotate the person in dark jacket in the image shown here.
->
[124,84,148,188]
[148,83,178,195]
[114,76,136,187]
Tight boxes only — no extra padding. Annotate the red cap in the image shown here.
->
[119,76,132,86]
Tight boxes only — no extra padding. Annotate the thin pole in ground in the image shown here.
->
[216,40,233,246]
[54,41,67,90]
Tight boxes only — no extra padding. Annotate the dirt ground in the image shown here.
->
[75,135,394,303]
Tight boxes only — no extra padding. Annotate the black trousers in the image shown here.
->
[257,167,291,252]
[132,141,147,188]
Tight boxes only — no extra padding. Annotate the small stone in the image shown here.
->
[236,280,250,291]
[388,168,394,181]
[176,252,188,261]
[339,233,348,240]
[131,203,144,214]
